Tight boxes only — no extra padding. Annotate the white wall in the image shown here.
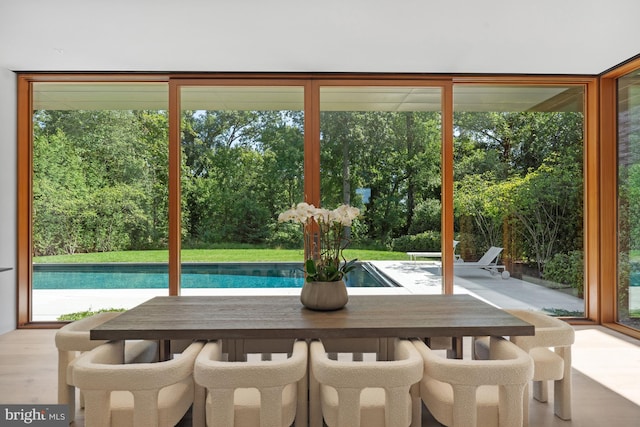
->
[0,0,639,332]
[0,69,16,333]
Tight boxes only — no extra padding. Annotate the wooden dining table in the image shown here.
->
[91,294,534,359]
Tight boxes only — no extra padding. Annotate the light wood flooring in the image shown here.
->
[1,326,638,426]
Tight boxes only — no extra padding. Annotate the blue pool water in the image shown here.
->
[32,262,397,290]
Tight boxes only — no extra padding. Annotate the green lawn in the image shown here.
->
[33,248,410,264]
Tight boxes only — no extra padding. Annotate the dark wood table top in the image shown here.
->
[90,294,534,341]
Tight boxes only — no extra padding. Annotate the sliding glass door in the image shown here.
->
[453,84,586,315]
[177,83,306,293]
[618,70,640,330]
[30,82,169,320]
[319,84,444,291]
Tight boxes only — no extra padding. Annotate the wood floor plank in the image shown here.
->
[1,326,638,426]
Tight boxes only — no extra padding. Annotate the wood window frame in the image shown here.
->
[601,58,640,339]
[16,72,603,331]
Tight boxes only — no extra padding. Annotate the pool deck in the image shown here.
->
[32,260,636,321]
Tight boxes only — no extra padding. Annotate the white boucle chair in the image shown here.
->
[475,309,575,426]
[413,336,533,427]
[72,339,204,427]
[310,338,423,427]
[55,311,158,423]
[194,339,308,427]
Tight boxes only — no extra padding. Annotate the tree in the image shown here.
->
[454,172,505,250]
[454,111,584,266]
[32,109,167,254]
[501,155,582,273]
[320,110,441,244]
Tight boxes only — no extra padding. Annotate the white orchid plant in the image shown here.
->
[278,202,361,282]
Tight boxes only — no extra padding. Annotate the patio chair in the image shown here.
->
[194,339,308,427]
[453,246,510,279]
[55,312,158,423]
[474,309,575,426]
[310,338,423,427]
[413,336,533,427]
[407,240,460,261]
[72,340,204,427]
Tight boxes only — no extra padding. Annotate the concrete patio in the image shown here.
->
[29,260,607,321]
[372,260,587,313]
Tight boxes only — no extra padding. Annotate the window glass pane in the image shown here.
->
[31,82,169,321]
[179,86,306,293]
[453,85,585,315]
[618,71,640,331]
[320,86,443,290]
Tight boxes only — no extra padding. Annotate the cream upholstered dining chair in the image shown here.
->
[309,338,423,427]
[413,336,533,427]
[55,311,158,423]
[194,339,308,427]
[71,339,204,427]
[475,309,575,426]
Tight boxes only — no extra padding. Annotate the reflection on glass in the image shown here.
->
[617,71,640,331]
[453,86,585,316]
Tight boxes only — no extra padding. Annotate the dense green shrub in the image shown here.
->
[266,222,303,249]
[391,231,441,252]
[543,251,584,297]
[408,199,442,235]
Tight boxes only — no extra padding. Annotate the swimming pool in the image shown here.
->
[32,262,399,289]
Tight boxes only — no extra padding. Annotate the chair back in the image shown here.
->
[194,339,308,427]
[55,311,121,352]
[505,309,575,351]
[55,311,123,422]
[310,338,423,427]
[413,336,533,427]
[476,246,503,265]
[72,340,204,427]
[504,309,574,424]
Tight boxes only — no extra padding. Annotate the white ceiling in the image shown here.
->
[1,0,639,75]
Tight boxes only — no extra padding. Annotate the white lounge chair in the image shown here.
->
[407,240,460,261]
[454,246,510,279]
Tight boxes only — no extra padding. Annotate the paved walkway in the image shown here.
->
[371,260,585,312]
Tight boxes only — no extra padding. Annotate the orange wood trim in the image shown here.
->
[584,78,600,322]
[599,76,620,325]
[602,322,640,340]
[168,80,181,295]
[16,76,33,326]
[312,79,450,87]
[442,83,454,294]
[14,73,169,83]
[169,78,309,87]
[453,75,597,85]
[602,56,640,79]
[600,57,640,332]
[305,81,320,206]
[16,71,634,336]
